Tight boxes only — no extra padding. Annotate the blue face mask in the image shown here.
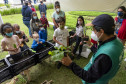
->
[40,27,45,31]
[118,12,123,17]
[33,16,37,19]
[6,32,13,37]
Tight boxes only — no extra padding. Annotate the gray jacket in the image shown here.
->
[30,19,41,34]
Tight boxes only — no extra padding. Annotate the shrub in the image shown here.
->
[0,4,53,16]
[5,4,10,8]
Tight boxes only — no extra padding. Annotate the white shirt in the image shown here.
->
[76,26,84,37]
[53,28,69,47]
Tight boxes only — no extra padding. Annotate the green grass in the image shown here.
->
[0,4,5,7]
[68,11,116,17]
[1,10,126,84]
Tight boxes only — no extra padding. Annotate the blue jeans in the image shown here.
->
[23,21,32,37]
[53,26,57,30]
[4,0,8,5]
[34,0,36,4]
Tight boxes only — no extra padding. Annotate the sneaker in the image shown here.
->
[69,55,74,60]
[57,61,62,69]
[77,54,81,59]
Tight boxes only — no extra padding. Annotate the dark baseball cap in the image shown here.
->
[86,14,115,29]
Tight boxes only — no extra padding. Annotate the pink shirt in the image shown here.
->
[1,35,21,55]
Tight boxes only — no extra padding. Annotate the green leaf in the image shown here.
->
[13,44,17,48]
[48,51,52,55]
[51,51,64,61]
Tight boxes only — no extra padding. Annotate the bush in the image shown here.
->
[0,8,22,16]
[0,4,53,16]
[5,4,10,8]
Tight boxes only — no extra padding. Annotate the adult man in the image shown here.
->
[21,1,32,37]
[38,1,47,17]
[61,14,124,84]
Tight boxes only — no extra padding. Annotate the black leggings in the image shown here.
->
[73,36,83,55]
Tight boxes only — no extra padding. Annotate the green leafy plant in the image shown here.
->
[5,4,10,8]
[48,45,71,61]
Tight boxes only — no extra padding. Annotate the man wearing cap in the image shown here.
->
[61,14,124,84]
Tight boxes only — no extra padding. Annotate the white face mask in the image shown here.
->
[56,8,60,12]
[34,38,39,42]
[91,31,99,41]
[91,31,103,41]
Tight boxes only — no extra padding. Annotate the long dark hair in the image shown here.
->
[76,16,85,28]
[31,12,40,23]
[0,23,14,36]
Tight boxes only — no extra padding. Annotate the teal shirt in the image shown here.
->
[52,11,65,21]
[82,38,124,84]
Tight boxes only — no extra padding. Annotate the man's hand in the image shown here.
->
[61,56,72,66]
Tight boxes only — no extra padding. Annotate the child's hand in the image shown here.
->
[70,36,74,38]
[40,41,43,44]
[80,41,83,45]
[37,42,40,44]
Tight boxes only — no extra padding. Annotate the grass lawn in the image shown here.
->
[0,4,5,7]
[1,9,126,84]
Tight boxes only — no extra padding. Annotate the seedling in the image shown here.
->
[48,45,71,62]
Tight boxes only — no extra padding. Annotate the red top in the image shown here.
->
[118,19,126,40]
[31,8,36,12]
[40,17,49,28]
[91,38,97,44]
[115,17,118,22]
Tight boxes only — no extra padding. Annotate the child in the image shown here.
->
[40,12,49,40]
[53,17,69,69]
[38,24,47,41]
[13,24,29,51]
[30,12,41,35]
[53,17,69,47]
[31,32,45,51]
[1,23,21,62]
[71,16,85,59]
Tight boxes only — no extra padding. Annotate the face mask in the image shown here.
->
[6,32,13,37]
[56,8,60,12]
[60,25,64,29]
[40,27,45,31]
[78,21,82,25]
[91,31,103,41]
[33,16,37,19]
[34,38,39,42]
[16,31,21,34]
[91,31,98,41]
[118,12,123,17]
